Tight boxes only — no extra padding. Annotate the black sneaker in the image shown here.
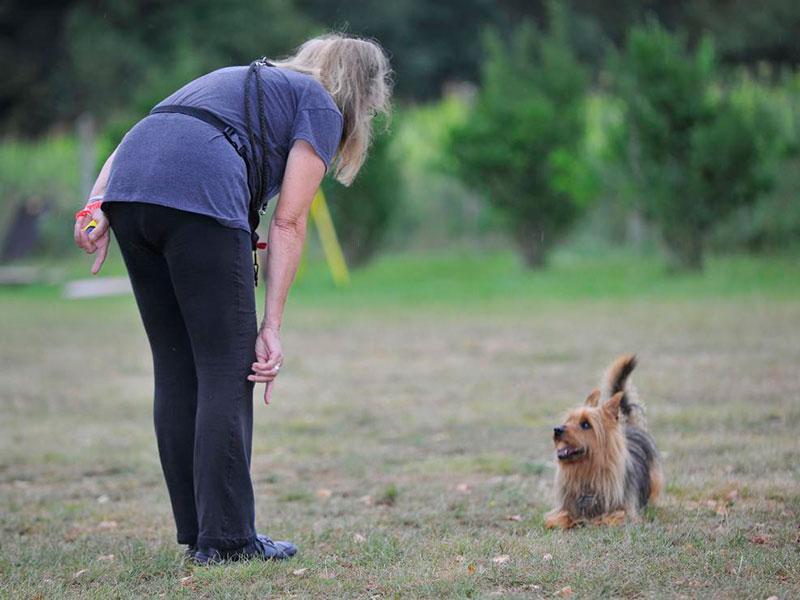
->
[194,534,297,565]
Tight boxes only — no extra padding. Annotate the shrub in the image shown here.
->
[613,22,779,270]
[448,5,594,268]
[710,70,800,251]
[324,114,402,267]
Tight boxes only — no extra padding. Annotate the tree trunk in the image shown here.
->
[514,226,548,269]
[665,228,704,272]
[77,112,97,198]
[626,209,646,249]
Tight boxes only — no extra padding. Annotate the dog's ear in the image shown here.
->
[585,388,601,407]
[603,392,625,420]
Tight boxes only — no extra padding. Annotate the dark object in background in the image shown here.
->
[1,197,50,262]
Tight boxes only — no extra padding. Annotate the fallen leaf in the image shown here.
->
[96,554,114,562]
[72,569,88,579]
[97,521,118,529]
[292,568,308,577]
[492,555,510,565]
[506,514,522,522]
[316,488,332,499]
[467,563,477,575]
[353,533,366,543]
[542,553,553,562]
[556,586,573,597]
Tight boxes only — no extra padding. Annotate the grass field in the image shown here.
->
[1,250,799,598]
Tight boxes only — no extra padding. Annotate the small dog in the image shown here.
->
[545,354,663,528]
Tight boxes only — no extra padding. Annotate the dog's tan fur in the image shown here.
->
[545,355,663,528]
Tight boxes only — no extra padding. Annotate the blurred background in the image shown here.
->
[1,0,799,277]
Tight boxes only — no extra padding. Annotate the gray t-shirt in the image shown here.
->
[104,66,344,232]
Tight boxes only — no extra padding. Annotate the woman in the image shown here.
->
[73,34,392,564]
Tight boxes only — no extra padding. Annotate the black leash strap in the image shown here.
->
[150,105,249,162]
[149,59,274,286]
[243,59,273,286]
[244,59,272,220]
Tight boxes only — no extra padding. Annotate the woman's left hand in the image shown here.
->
[249,326,283,404]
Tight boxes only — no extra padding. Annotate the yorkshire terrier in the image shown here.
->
[545,354,663,528]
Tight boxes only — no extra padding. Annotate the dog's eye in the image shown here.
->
[580,420,591,430]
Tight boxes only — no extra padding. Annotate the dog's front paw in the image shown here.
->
[545,509,575,529]
[592,510,627,527]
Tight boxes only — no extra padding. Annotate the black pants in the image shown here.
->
[105,201,258,549]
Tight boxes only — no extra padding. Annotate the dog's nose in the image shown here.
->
[553,426,565,439]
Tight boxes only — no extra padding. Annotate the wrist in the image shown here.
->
[75,198,104,220]
[260,320,281,332]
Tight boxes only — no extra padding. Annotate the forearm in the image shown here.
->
[88,149,118,200]
[262,218,307,331]
[259,138,324,332]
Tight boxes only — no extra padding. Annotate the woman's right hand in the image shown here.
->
[73,206,111,275]
[249,326,283,405]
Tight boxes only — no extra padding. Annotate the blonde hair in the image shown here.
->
[272,33,393,186]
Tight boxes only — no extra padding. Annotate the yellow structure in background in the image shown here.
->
[309,190,350,287]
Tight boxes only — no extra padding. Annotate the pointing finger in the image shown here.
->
[264,380,274,405]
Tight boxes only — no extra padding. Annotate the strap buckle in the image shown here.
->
[253,251,259,287]
[222,126,244,155]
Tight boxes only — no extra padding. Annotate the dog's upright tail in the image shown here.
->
[604,354,646,427]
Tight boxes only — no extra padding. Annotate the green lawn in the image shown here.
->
[1,250,798,598]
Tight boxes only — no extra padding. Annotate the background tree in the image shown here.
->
[297,0,506,100]
[6,0,800,135]
[448,6,593,267]
[0,0,313,136]
[614,22,778,270]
